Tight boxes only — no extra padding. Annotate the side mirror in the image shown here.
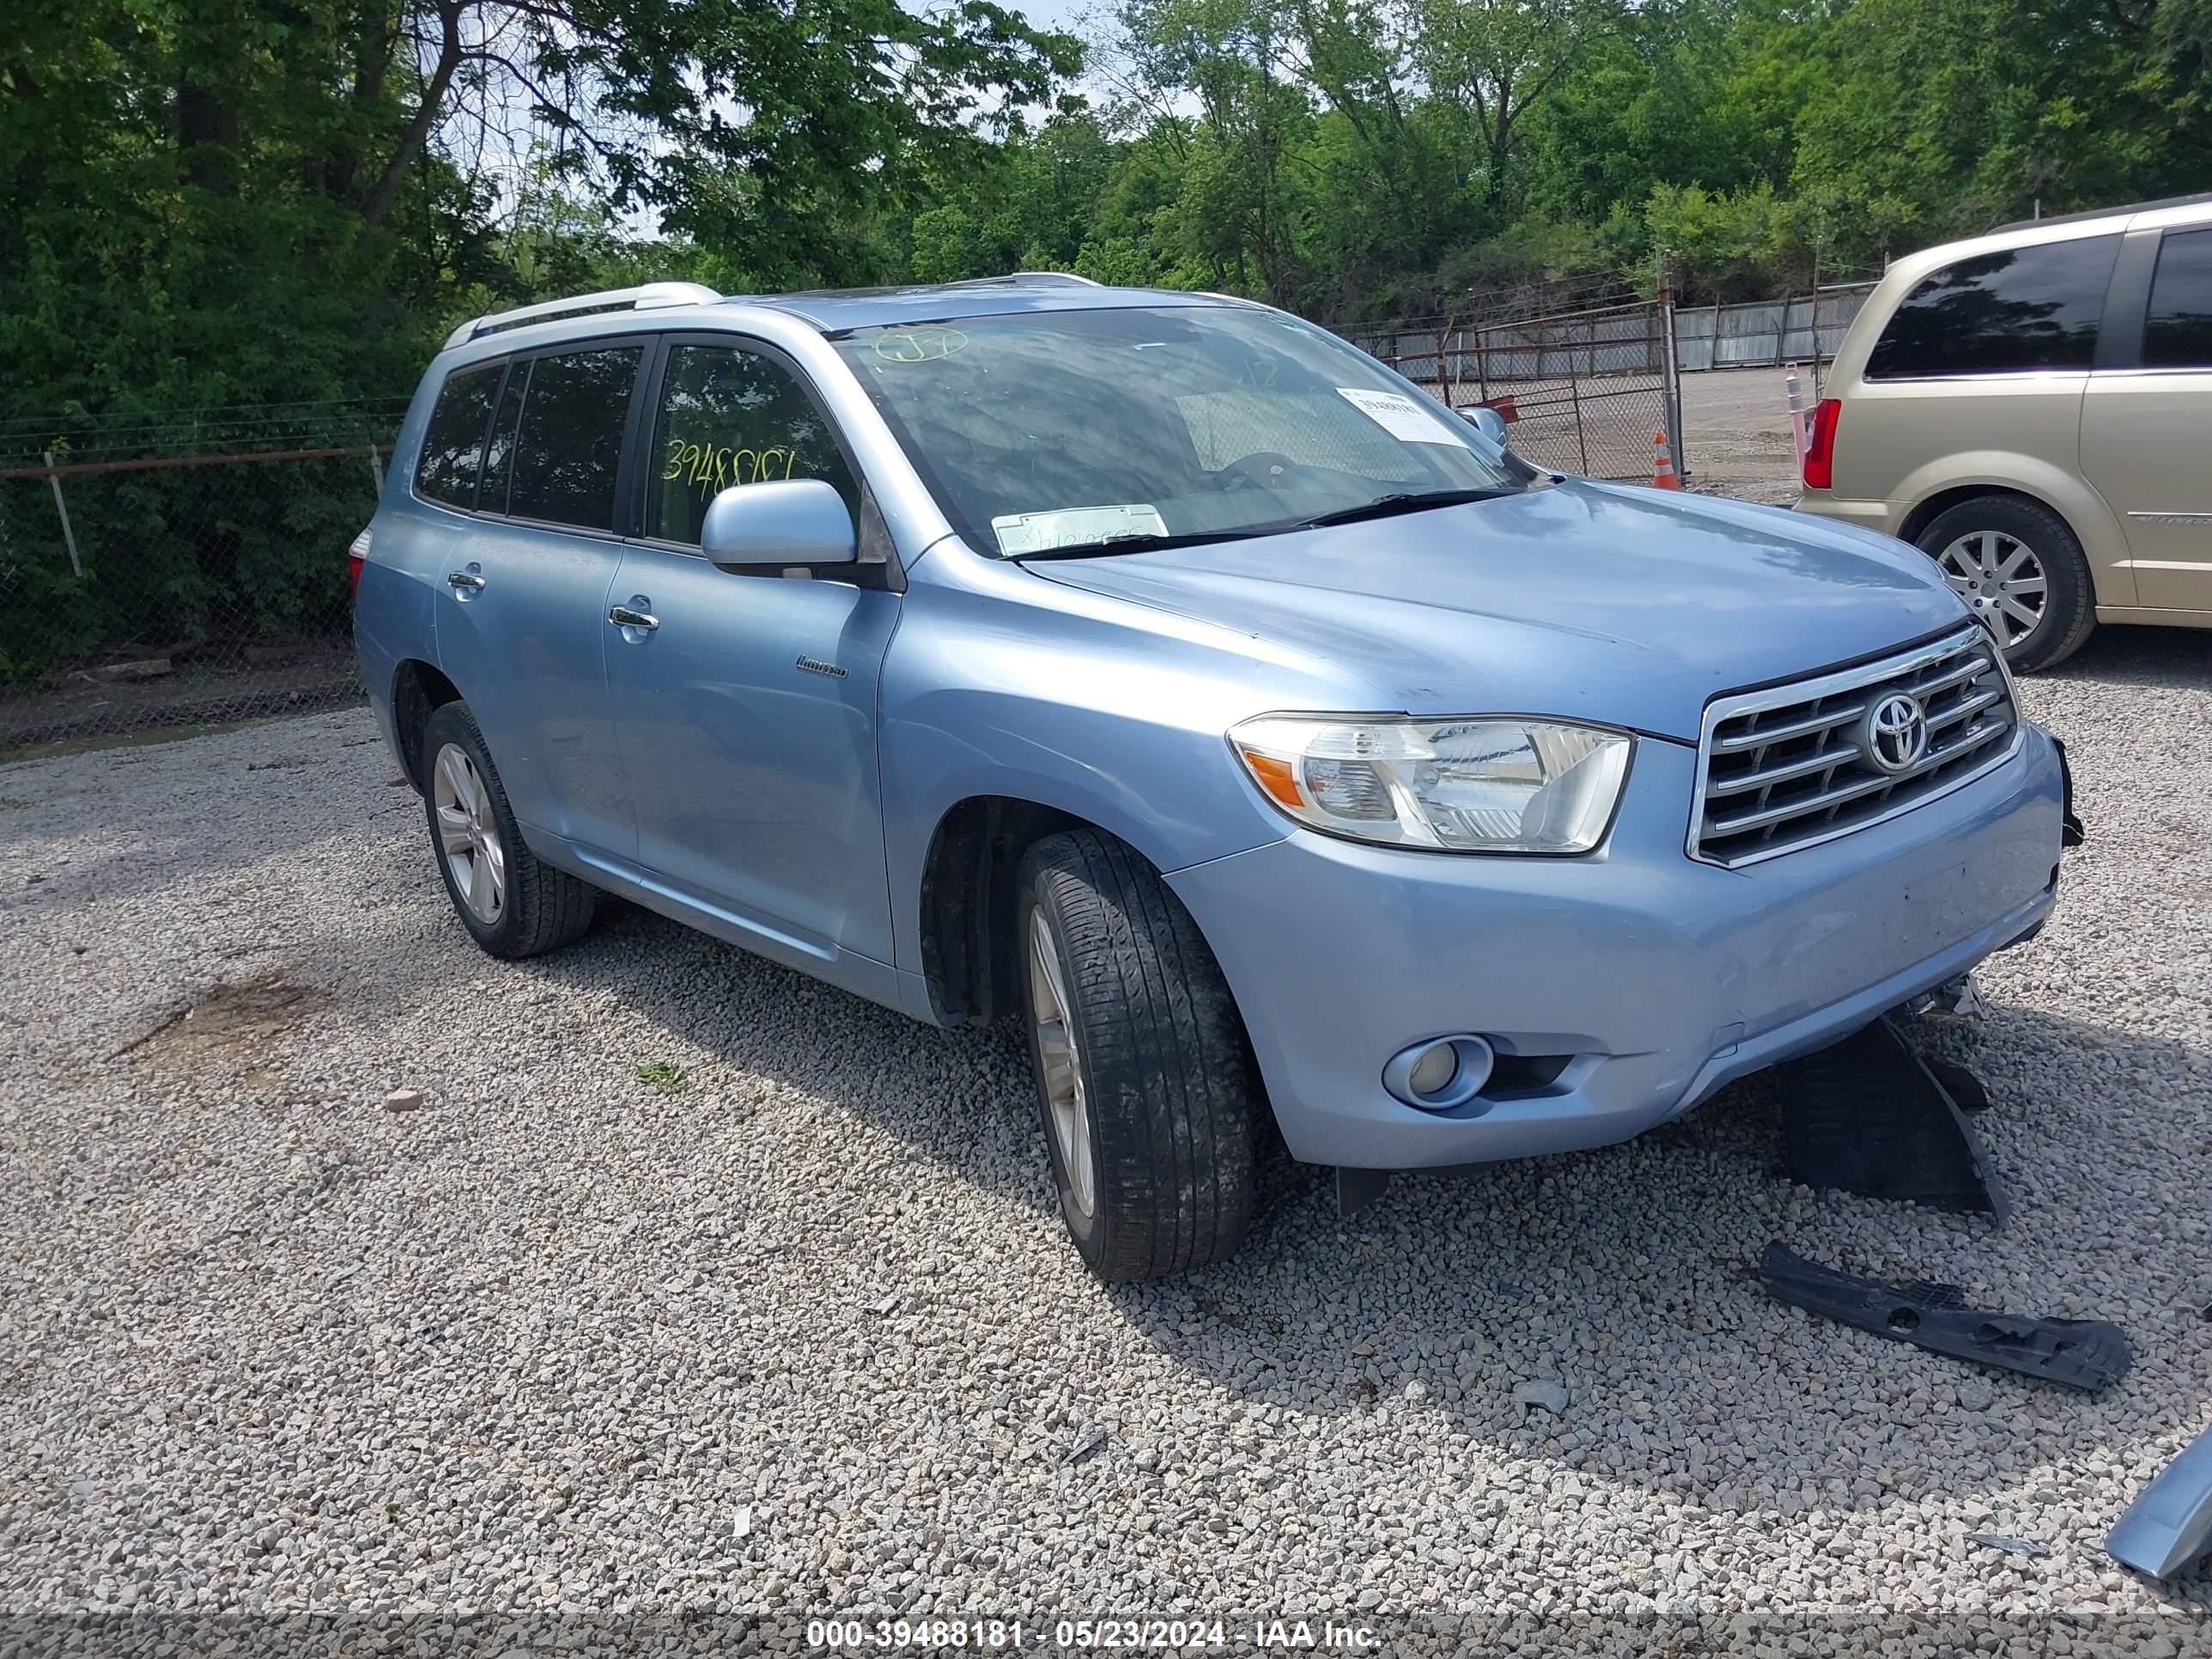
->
[1463,406,1510,449]
[700,478,856,568]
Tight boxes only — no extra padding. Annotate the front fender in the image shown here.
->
[880,546,1356,975]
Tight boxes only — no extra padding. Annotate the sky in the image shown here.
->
[1016,0,1091,27]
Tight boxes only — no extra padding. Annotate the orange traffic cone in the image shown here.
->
[1652,429,1681,489]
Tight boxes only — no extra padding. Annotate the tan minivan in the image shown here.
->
[1797,192,2212,670]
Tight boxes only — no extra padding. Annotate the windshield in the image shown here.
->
[829,304,1524,556]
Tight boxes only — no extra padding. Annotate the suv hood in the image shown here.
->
[1028,480,1967,741]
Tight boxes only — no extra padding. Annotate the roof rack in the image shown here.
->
[1988,191,2212,235]
[442,282,723,350]
[940,271,1104,289]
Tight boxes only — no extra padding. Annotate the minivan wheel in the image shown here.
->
[420,702,596,959]
[1016,830,1260,1281]
[1914,495,2095,672]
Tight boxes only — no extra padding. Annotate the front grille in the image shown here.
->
[1690,629,2020,867]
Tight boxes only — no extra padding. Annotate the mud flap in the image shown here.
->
[1775,1014,2009,1218]
[1759,1242,2132,1390]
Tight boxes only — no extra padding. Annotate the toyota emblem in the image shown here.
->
[1862,693,1929,774]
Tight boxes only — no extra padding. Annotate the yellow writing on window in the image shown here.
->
[662,437,801,500]
[871,327,967,363]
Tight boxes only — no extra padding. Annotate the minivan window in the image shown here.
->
[1867,234,2121,379]
[647,344,860,544]
[2143,228,2212,369]
[415,364,500,507]
[507,346,641,530]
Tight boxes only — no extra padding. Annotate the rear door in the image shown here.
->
[433,340,647,856]
[2082,223,2212,612]
[603,335,900,963]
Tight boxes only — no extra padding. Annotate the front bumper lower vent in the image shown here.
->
[1690,628,2021,868]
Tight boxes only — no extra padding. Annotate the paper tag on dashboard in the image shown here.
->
[1334,387,1470,447]
[992,503,1168,555]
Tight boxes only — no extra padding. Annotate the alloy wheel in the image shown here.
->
[1027,908,1096,1218]
[433,742,507,925]
[1937,530,2047,651]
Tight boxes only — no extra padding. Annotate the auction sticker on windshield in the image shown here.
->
[992,503,1168,554]
[1334,386,1469,447]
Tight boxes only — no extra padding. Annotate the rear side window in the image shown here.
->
[2143,228,2212,369]
[508,346,642,530]
[479,364,529,516]
[1867,234,2120,379]
[415,364,500,507]
[647,343,859,544]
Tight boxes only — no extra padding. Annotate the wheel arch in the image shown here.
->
[915,794,1090,1027]
[915,793,1251,1031]
[1893,468,2131,607]
[1899,482,2059,546]
[389,658,464,792]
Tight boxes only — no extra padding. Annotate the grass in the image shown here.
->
[635,1060,689,1096]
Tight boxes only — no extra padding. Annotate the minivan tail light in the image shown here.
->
[347,527,372,599]
[1802,398,1841,491]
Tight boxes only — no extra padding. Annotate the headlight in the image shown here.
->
[1229,714,1633,854]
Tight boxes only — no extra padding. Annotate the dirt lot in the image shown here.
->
[3,445,2210,1652]
[1680,368,1809,504]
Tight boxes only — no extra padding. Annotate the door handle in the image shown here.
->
[608,605,659,631]
[446,570,486,591]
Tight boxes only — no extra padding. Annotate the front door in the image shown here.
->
[432,342,646,856]
[2083,226,2212,613]
[604,337,900,963]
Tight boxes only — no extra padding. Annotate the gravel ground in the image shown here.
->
[3,624,2210,1656]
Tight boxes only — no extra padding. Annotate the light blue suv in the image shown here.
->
[352,276,2069,1280]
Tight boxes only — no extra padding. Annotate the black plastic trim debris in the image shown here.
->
[1776,1015,2009,1218]
[1759,1243,2132,1391]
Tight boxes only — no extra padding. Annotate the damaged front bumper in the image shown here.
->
[1170,723,2067,1172]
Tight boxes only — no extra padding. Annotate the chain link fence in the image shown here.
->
[1346,279,1683,483]
[0,400,406,753]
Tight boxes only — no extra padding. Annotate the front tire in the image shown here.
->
[1018,830,1261,1281]
[421,702,596,959]
[1914,494,2096,672]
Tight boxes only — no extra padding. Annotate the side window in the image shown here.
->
[507,345,641,530]
[647,343,860,545]
[2143,228,2212,369]
[1867,234,2121,379]
[415,363,500,507]
[479,362,529,517]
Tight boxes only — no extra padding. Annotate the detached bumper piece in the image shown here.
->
[2109,1424,2212,1579]
[2052,733,2087,848]
[1776,1015,2009,1218]
[1759,1242,2132,1391]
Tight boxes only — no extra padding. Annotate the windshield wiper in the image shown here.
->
[1009,488,1513,561]
[1013,528,1273,562]
[1287,487,1515,530]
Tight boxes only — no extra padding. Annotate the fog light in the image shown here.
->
[1382,1035,1496,1110]
[1407,1042,1458,1097]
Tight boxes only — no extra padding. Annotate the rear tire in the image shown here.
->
[1913,495,2095,672]
[1017,830,1261,1281]
[421,702,596,959]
